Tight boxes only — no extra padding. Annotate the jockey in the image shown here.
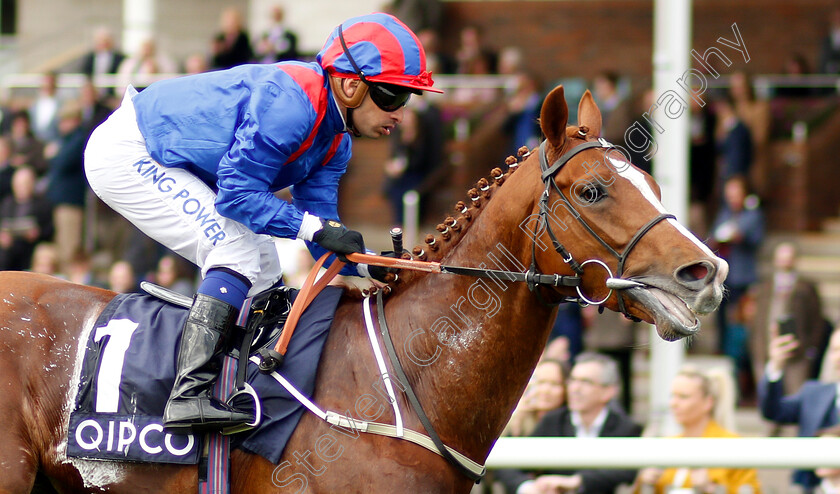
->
[84,12,441,433]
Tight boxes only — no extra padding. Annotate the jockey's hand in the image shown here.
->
[313,219,365,262]
[367,251,400,283]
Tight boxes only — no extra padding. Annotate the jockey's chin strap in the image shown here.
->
[535,138,675,319]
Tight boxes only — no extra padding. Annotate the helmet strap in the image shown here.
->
[330,76,368,109]
[346,107,361,137]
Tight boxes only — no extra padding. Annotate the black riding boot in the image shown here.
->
[163,293,252,433]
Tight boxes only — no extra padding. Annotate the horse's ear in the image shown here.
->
[540,85,568,148]
[577,90,602,137]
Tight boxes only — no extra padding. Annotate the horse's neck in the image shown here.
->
[393,167,557,459]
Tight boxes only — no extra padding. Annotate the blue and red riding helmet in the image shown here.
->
[317,13,443,94]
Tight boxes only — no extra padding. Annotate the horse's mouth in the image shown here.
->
[624,285,700,341]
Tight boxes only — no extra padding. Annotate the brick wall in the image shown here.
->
[438,0,838,85]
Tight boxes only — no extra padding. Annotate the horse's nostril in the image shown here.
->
[678,263,709,282]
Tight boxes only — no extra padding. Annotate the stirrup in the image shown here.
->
[221,383,262,435]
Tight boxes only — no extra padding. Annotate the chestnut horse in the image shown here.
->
[0,86,726,493]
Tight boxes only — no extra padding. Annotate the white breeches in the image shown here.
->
[84,88,283,295]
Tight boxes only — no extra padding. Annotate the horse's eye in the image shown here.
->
[578,183,605,204]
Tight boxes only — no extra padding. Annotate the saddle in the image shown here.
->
[66,281,343,466]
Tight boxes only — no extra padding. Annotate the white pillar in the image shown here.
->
[123,0,155,56]
[649,0,692,437]
[402,190,420,251]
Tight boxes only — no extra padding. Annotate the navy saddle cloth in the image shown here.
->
[67,287,343,465]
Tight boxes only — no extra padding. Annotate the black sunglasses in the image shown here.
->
[338,24,412,112]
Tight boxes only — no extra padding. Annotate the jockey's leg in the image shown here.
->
[163,268,252,431]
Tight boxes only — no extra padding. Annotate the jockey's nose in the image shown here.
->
[674,259,719,290]
[391,107,404,124]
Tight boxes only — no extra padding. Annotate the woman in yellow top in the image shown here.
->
[635,366,762,494]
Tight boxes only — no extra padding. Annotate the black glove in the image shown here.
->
[368,251,400,283]
[313,219,365,261]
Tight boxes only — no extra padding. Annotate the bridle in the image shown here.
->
[530,136,675,319]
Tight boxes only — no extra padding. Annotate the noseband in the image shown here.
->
[531,137,675,319]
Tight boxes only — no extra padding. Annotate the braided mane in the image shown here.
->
[369,126,592,295]
[385,144,534,290]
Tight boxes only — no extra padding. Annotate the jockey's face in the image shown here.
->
[340,79,404,139]
[353,88,405,139]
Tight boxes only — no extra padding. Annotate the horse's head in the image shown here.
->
[532,85,728,341]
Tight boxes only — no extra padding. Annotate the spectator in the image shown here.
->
[45,100,88,273]
[450,26,498,105]
[79,77,113,135]
[729,72,770,155]
[503,358,569,439]
[385,0,442,33]
[383,99,444,225]
[710,176,764,359]
[543,334,572,363]
[79,26,126,78]
[635,366,761,494]
[107,259,137,293]
[593,71,634,148]
[624,88,655,176]
[29,242,60,276]
[548,303,583,363]
[819,8,840,74]
[582,305,636,414]
[66,249,95,286]
[154,254,196,297]
[729,72,771,198]
[211,7,253,70]
[454,25,497,75]
[0,95,15,135]
[116,38,178,93]
[688,93,717,237]
[714,93,753,188]
[750,242,828,396]
[730,289,759,405]
[28,72,62,144]
[9,111,47,177]
[0,137,15,200]
[0,167,53,271]
[183,53,210,75]
[495,352,643,494]
[502,71,542,157]
[415,29,455,75]
[254,5,299,63]
[759,326,840,491]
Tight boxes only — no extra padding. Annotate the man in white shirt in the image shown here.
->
[496,352,643,494]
